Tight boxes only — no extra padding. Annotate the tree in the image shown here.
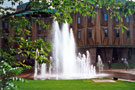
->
[1,0,135,89]
[0,0,51,89]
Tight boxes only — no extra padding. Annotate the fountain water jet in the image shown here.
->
[34,21,107,80]
[97,55,104,73]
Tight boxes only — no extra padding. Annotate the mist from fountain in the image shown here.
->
[34,21,107,80]
[97,55,104,73]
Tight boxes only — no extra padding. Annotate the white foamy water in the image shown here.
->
[34,21,107,80]
[97,55,104,73]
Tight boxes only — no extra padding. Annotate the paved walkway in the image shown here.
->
[104,69,135,75]
[18,69,34,80]
[103,69,135,81]
[18,69,135,81]
[93,80,116,82]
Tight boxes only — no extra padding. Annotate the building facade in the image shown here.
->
[71,8,135,64]
[1,6,135,65]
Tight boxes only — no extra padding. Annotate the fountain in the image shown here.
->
[34,21,107,80]
[97,55,104,73]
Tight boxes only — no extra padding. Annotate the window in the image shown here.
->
[115,29,120,37]
[38,24,42,30]
[27,26,31,30]
[44,36,47,42]
[104,29,108,37]
[88,32,92,38]
[15,55,20,61]
[4,22,8,30]
[104,14,108,21]
[27,36,32,41]
[134,29,135,38]
[77,17,81,24]
[77,31,81,39]
[69,24,72,29]
[88,16,91,23]
[38,35,42,39]
[115,17,119,22]
[126,16,130,23]
[59,21,63,28]
[127,30,130,38]
[134,15,135,21]
[88,28,92,38]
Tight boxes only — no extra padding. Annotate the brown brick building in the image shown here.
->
[1,3,135,65]
[71,9,135,64]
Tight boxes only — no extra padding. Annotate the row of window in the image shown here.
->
[27,36,47,42]
[2,15,130,30]
[103,29,120,37]
[77,14,130,24]
[38,35,47,42]
[2,22,46,31]
[77,29,130,40]
[103,29,130,38]
[77,15,92,24]
[27,24,46,31]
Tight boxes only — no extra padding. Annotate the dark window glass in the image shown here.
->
[69,24,72,29]
[15,55,20,61]
[134,15,135,21]
[77,17,81,24]
[88,16,91,23]
[4,22,8,29]
[134,29,135,38]
[104,29,108,37]
[27,26,31,30]
[115,17,119,22]
[126,16,130,23]
[38,24,42,30]
[77,31,81,39]
[44,36,47,42]
[127,30,130,38]
[38,35,42,39]
[59,21,63,28]
[88,32,92,38]
[88,29,92,38]
[104,14,108,21]
[115,30,120,37]
[28,36,32,41]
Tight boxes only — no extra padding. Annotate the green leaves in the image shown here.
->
[98,0,102,8]
[0,60,23,75]
[1,13,51,90]
[0,60,24,89]
[116,24,128,33]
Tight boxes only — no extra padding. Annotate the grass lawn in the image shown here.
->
[15,79,135,90]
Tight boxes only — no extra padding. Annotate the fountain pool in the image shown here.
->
[34,21,108,80]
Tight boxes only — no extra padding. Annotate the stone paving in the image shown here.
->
[118,79,135,82]
[18,69,135,81]
[104,69,135,75]
[93,80,116,82]
[103,69,135,81]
